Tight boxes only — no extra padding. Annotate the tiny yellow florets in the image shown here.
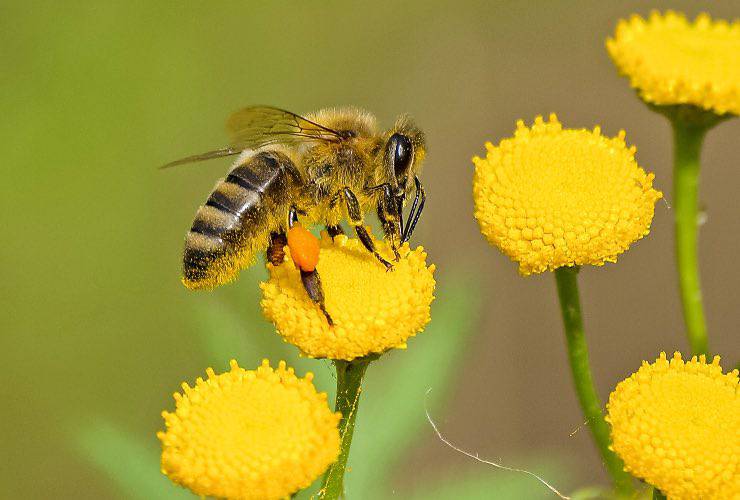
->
[472,114,662,275]
[158,359,341,500]
[606,352,740,499]
[607,10,740,116]
[261,233,435,361]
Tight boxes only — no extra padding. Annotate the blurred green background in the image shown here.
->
[2,1,738,498]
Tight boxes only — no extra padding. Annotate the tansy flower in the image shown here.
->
[606,352,740,499]
[261,233,435,361]
[607,11,740,116]
[158,360,341,500]
[472,114,662,275]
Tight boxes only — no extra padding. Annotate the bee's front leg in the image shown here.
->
[339,187,394,271]
[380,216,401,262]
[402,176,426,243]
[370,183,403,261]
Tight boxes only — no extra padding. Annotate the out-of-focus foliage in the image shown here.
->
[76,275,575,499]
[7,1,738,497]
[75,422,191,500]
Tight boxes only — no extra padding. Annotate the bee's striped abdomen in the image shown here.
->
[183,150,301,289]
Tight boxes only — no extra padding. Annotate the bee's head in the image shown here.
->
[384,116,425,196]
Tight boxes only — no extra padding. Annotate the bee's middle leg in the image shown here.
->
[326,224,344,239]
[267,231,288,265]
[337,187,393,271]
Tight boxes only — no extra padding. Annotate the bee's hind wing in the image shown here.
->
[160,147,243,169]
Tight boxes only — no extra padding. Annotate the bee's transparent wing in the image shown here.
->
[160,147,243,169]
[226,106,343,147]
[161,106,343,169]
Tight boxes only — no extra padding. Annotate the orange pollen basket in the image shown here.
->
[287,224,320,272]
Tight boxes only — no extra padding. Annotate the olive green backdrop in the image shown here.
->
[2,1,738,498]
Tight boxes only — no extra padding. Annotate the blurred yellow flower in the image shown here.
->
[472,114,662,275]
[607,11,740,116]
[607,352,740,499]
[158,360,340,500]
[261,233,435,361]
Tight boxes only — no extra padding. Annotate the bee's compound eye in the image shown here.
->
[390,134,413,177]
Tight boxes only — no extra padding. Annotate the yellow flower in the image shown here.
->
[606,352,740,499]
[472,114,662,275]
[260,233,435,361]
[607,11,740,116]
[158,360,341,500]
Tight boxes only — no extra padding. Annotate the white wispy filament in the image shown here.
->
[424,388,570,499]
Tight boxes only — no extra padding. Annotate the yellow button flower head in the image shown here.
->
[472,114,662,275]
[607,11,740,116]
[158,360,341,500]
[606,352,740,499]
[261,233,435,361]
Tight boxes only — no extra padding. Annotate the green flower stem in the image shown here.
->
[652,487,667,500]
[672,119,710,355]
[320,357,372,499]
[554,267,634,495]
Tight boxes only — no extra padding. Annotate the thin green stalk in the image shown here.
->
[672,119,710,355]
[652,487,667,500]
[320,357,372,499]
[554,267,634,495]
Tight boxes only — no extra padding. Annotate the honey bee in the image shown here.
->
[164,106,426,324]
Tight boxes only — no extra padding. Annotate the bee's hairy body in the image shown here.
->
[183,149,300,289]
[182,107,425,290]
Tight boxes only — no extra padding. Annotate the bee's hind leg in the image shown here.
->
[300,269,333,326]
[287,206,334,325]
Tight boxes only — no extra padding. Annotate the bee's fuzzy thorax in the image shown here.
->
[307,107,378,137]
